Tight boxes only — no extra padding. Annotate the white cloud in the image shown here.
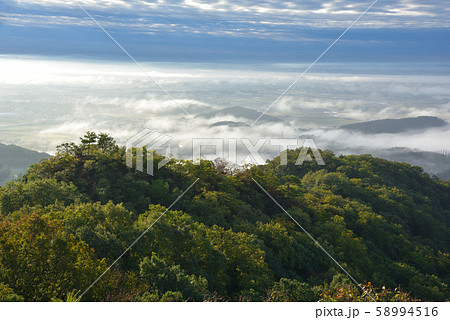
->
[0,57,202,85]
[311,125,450,153]
[4,0,450,32]
[83,95,210,115]
[1,56,449,155]
[13,0,132,10]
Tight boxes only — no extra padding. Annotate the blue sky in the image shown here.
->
[1,0,449,62]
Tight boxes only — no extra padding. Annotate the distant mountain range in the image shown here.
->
[0,143,50,186]
[363,147,449,180]
[323,116,450,179]
[198,106,283,125]
[340,116,447,134]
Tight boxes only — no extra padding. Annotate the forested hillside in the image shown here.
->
[0,133,448,302]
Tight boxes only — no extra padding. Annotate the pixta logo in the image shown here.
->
[126,130,325,176]
[193,138,325,166]
[126,129,172,176]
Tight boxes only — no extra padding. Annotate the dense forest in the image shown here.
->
[0,132,449,302]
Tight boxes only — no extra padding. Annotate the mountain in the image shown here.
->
[209,121,250,128]
[331,147,450,180]
[0,132,449,302]
[438,170,450,180]
[0,143,50,186]
[198,106,283,124]
[340,116,447,134]
[372,148,450,179]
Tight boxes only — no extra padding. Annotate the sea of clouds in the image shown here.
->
[0,56,449,164]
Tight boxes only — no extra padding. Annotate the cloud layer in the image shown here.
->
[1,0,449,62]
[6,0,448,29]
[1,56,449,158]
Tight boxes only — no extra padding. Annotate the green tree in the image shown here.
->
[80,131,98,155]
[266,278,317,301]
[140,253,208,301]
[0,282,24,302]
[0,214,110,301]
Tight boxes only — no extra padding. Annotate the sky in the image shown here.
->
[1,0,449,62]
[0,0,449,166]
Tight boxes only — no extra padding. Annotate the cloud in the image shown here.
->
[0,57,202,85]
[83,95,210,116]
[1,56,448,156]
[310,125,450,153]
[3,0,450,34]
[1,1,447,64]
